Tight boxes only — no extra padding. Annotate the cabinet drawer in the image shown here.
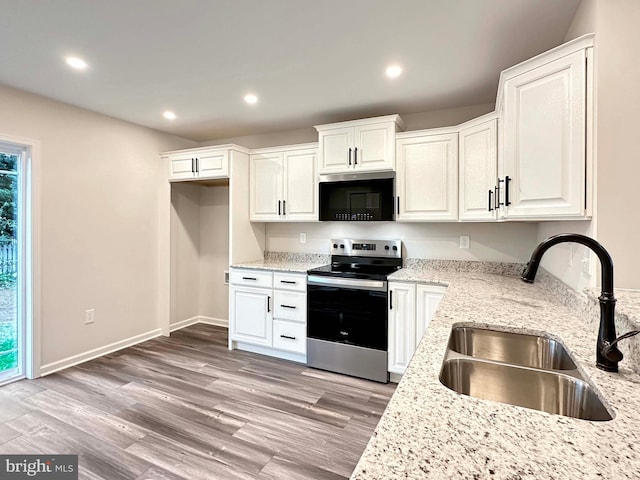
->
[273,272,307,292]
[272,320,306,354]
[229,269,273,288]
[274,291,306,323]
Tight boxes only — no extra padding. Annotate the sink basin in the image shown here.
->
[448,326,577,370]
[440,357,612,421]
[439,325,613,421]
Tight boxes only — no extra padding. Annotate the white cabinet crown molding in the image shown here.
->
[314,114,405,132]
[161,143,251,157]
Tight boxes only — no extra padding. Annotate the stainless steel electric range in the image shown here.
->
[306,239,402,383]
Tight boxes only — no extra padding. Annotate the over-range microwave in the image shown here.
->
[318,171,395,221]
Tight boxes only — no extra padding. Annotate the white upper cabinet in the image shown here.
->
[164,145,232,182]
[315,115,404,174]
[250,144,318,222]
[459,116,498,221]
[498,34,593,220]
[396,130,459,221]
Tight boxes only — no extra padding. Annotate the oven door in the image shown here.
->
[306,276,387,350]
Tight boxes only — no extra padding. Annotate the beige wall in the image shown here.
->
[202,104,495,149]
[553,0,640,290]
[0,84,196,367]
[593,0,640,289]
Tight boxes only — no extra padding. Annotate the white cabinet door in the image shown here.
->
[318,127,353,174]
[396,133,458,221]
[229,285,272,347]
[353,122,395,171]
[250,152,283,221]
[416,284,446,344]
[282,148,317,221]
[168,153,196,181]
[197,149,229,179]
[459,119,498,221]
[387,282,416,375]
[502,50,587,219]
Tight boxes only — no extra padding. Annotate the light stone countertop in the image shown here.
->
[352,262,640,480]
[230,252,330,274]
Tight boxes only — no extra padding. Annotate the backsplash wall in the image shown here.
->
[266,222,538,263]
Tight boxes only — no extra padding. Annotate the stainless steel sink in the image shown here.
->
[439,325,613,421]
[440,358,612,421]
[448,326,577,370]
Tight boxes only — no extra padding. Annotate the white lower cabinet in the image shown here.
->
[388,281,446,376]
[229,268,307,361]
[229,285,272,347]
[388,282,416,375]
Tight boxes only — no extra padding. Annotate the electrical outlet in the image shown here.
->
[459,235,470,249]
[85,308,95,325]
[299,232,307,244]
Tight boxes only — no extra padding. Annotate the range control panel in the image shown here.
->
[329,239,402,258]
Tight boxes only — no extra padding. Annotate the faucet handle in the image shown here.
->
[601,330,640,362]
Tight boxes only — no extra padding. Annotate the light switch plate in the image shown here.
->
[299,232,307,244]
[459,235,470,249]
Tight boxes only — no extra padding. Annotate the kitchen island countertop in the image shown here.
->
[352,262,640,480]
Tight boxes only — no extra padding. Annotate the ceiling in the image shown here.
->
[0,0,581,142]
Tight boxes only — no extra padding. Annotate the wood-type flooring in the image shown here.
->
[0,324,396,479]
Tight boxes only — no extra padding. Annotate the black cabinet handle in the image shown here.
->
[195,157,199,173]
[354,147,358,165]
[242,276,257,281]
[283,200,286,215]
[280,280,296,284]
[191,158,195,173]
[389,290,393,310]
[397,196,400,215]
[280,334,296,340]
[504,175,511,206]
[267,296,271,312]
[278,200,281,215]
[280,304,296,309]
[488,190,494,211]
[348,148,352,166]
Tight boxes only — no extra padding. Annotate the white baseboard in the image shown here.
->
[40,318,228,378]
[40,328,162,377]
[197,316,228,328]
[169,316,228,332]
[169,316,200,332]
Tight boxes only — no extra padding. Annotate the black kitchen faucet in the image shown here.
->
[521,233,639,372]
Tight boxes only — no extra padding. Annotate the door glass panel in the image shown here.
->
[0,150,20,381]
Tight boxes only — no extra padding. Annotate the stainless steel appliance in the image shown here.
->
[306,239,402,383]
[318,172,395,221]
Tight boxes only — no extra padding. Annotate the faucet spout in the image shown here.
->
[521,234,620,372]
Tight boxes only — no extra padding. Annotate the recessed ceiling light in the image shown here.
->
[65,56,88,70]
[163,111,177,120]
[244,94,258,105]
[385,65,403,78]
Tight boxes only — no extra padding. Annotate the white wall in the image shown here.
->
[201,104,495,148]
[199,185,229,322]
[0,84,196,368]
[543,0,640,291]
[267,222,537,264]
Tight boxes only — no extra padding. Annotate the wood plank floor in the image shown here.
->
[0,324,396,479]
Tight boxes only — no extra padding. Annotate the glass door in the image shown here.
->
[0,142,23,384]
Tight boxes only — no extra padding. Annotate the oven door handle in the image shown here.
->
[307,275,387,292]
